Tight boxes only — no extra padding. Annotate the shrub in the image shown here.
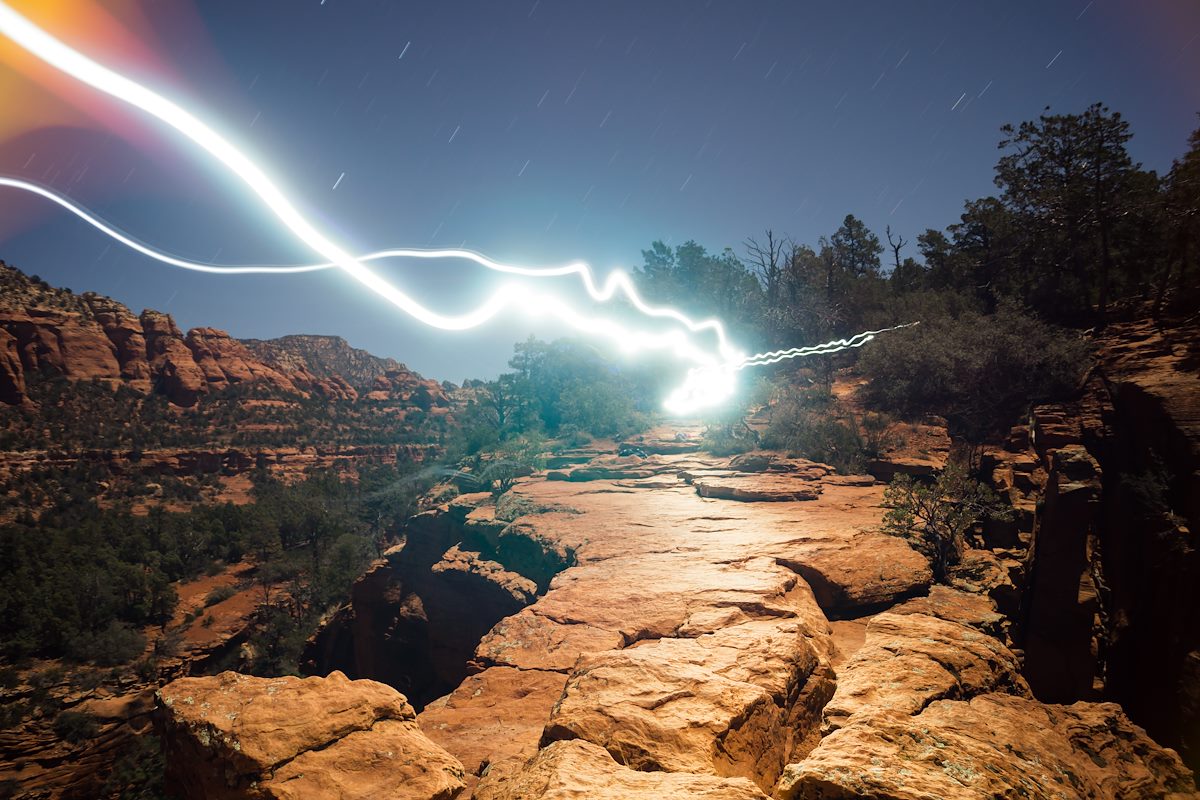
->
[760,390,872,474]
[101,733,167,800]
[204,584,237,607]
[52,710,99,743]
[65,622,145,667]
[0,701,28,731]
[859,304,1090,441]
[881,463,1013,581]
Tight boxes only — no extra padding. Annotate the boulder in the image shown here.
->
[821,611,1028,733]
[693,474,823,502]
[486,740,770,800]
[889,584,1007,639]
[777,694,1197,800]
[156,670,464,800]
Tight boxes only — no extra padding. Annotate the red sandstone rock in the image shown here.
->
[543,614,831,791]
[820,611,1029,733]
[0,309,122,382]
[693,473,824,501]
[85,293,153,390]
[485,740,771,800]
[141,310,209,406]
[185,327,303,396]
[777,694,1197,800]
[0,327,25,405]
[418,666,567,794]
[889,584,1007,639]
[156,670,464,800]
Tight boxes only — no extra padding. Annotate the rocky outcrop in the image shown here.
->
[1092,319,1200,771]
[989,318,1200,771]
[364,368,452,412]
[85,294,152,390]
[155,670,465,800]
[185,327,302,396]
[0,326,25,404]
[484,740,770,800]
[1022,443,1105,701]
[819,611,1028,733]
[241,333,403,389]
[0,309,122,383]
[364,456,927,796]
[139,311,211,407]
[0,262,426,408]
[777,694,1196,800]
[0,689,157,800]
[303,494,561,708]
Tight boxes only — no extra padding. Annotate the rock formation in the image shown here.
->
[241,333,404,388]
[293,444,1195,799]
[986,317,1200,771]
[0,262,436,409]
[156,670,464,800]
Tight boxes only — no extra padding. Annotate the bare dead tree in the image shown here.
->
[886,225,907,273]
[744,229,790,307]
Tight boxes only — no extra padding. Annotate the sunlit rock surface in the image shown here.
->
[149,436,1197,799]
[156,671,464,800]
[777,694,1196,800]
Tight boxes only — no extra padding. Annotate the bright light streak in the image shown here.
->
[0,175,738,360]
[0,3,912,416]
[736,323,919,368]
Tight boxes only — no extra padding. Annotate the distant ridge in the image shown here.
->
[242,334,404,390]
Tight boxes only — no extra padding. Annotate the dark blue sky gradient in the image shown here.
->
[1,1,1198,381]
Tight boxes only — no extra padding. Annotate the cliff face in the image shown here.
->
[0,262,434,409]
[986,316,1200,773]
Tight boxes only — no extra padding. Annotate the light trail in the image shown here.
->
[0,176,738,359]
[0,2,912,415]
[736,323,919,368]
[661,324,918,414]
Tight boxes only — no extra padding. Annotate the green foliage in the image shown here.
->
[52,710,99,743]
[101,733,169,800]
[882,463,1013,582]
[994,103,1137,317]
[203,585,237,608]
[502,338,654,438]
[0,463,424,671]
[484,434,547,495]
[639,240,763,336]
[758,387,895,474]
[859,304,1090,441]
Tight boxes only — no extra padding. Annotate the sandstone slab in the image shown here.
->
[821,611,1028,733]
[156,670,464,800]
[486,739,770,800]
[418,667,567,793]
[693,473,823,502]
[777,694,1198,800]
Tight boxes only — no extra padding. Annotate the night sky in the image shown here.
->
[1,1,1198,382]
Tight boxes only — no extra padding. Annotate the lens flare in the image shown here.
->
[0,2,913,416]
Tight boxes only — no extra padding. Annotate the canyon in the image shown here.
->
[158,424,1197,798]
[147,315,1200,799]
[2,257,1197,798]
